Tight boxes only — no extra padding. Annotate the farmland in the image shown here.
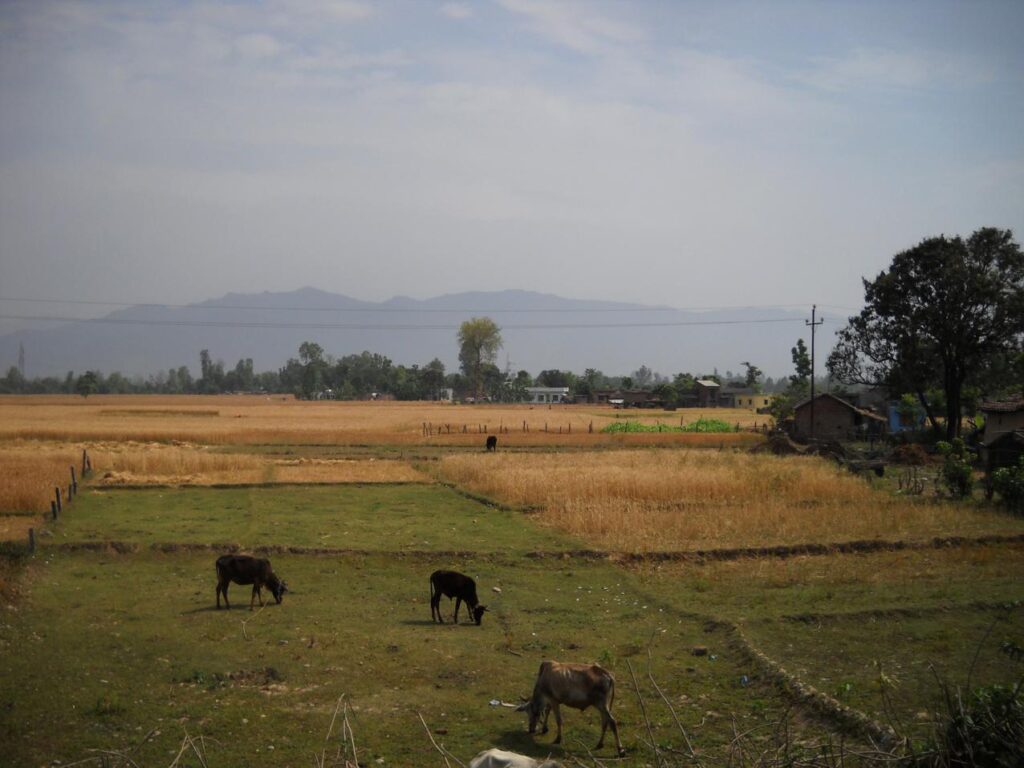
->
[1,396,1022,766]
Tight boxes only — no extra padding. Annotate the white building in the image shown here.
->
[525,386,570,404]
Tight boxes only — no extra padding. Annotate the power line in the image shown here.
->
[0,312,812,331]
[0,295,843,314]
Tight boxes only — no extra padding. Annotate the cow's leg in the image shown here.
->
[453,597,462,624]
[551,703,563,744]
[596,705,623,754]
[431,595,442,623]
[218,581,230,609]
[539,703,551,735]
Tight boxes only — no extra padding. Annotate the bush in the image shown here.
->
[992,458,1024,514]
[937,439,974,499]
[930,684,1024,768]
[893,443,930,466]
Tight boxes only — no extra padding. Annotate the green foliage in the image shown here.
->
[828,228,1024,440]
[741,361,763,392]
[992,458,1024,514]
[601,418,735,434]
[930,684,1024,768]
[791,339,811,386]
[937,438,975,499]
[457,317,502,399]
[75,371,99,398]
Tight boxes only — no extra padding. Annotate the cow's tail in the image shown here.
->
[429,574,435,603]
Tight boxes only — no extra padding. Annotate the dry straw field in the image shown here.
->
[0,395,764,446]
[437,449,1024,551]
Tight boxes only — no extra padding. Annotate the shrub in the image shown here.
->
[991,457,1024,515]
[929,684,1024,768]
[937,439,974,499]
[893,443,930,466]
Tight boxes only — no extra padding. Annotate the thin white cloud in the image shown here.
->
[234,33,284,60]
[497,0,643,55]
[439,2,473,20]
[799,48,995,92]
[274,0,375,23]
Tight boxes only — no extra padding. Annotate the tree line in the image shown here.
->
[3,227,1020,424]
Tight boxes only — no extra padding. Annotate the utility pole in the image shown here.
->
[805,305,824,438]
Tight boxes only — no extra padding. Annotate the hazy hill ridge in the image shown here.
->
[0,288,830,379]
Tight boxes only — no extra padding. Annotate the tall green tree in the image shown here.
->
[828,228,1024,438]
[741,361,763,392]
[457,317,502,399]
[76,371,99,398]
[790,340,811,390]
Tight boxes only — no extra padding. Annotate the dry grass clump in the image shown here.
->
[437,450,1024,552]
[0,395,765,446]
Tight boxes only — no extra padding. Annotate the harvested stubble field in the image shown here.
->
[437,449,1024,551]
[0,394,763,446]
[2,398,1023,766]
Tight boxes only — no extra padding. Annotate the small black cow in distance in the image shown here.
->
[215,555,287,610]
[430,570,487,625]
[486,435,498,452]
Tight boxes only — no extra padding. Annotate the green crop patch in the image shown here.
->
[54,484,580,553]
[0,550,817,766]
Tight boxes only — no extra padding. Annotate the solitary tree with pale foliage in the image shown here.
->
[458,317,502,400]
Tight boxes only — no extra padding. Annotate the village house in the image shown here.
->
[719,387,774,411]
[978,396,1024,471]
[525,386,571,404]
[791,392,887,441]
[589,389,665,408]
[694,379,721,407]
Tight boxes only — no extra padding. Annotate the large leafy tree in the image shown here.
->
[827,228,1024,439]
[457,317,502,399]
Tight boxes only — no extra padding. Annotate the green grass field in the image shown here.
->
[2,476,1023,766]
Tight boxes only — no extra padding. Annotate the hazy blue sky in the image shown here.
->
[1,0,1022,327]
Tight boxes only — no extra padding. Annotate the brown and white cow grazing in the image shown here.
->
[468,749,562,768]
[215,555,287,610]
[516,661,624,756]
[429,569,487,625]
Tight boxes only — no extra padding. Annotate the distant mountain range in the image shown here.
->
[0,288,840,380]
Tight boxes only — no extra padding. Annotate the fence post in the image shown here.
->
[70,466,78,495]
[28,528,35,554]
[589,421,593,433]
[568,423,571,434]
[55,487,62,514]
[51,501,58,520]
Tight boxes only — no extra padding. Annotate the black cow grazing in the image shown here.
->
[486,435,498,452]
[430,569,487,625]
[215,555,287,610]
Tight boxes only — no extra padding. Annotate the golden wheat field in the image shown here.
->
[436,450,1024,551]
[0,395,765,445]
[0,445,83,513]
